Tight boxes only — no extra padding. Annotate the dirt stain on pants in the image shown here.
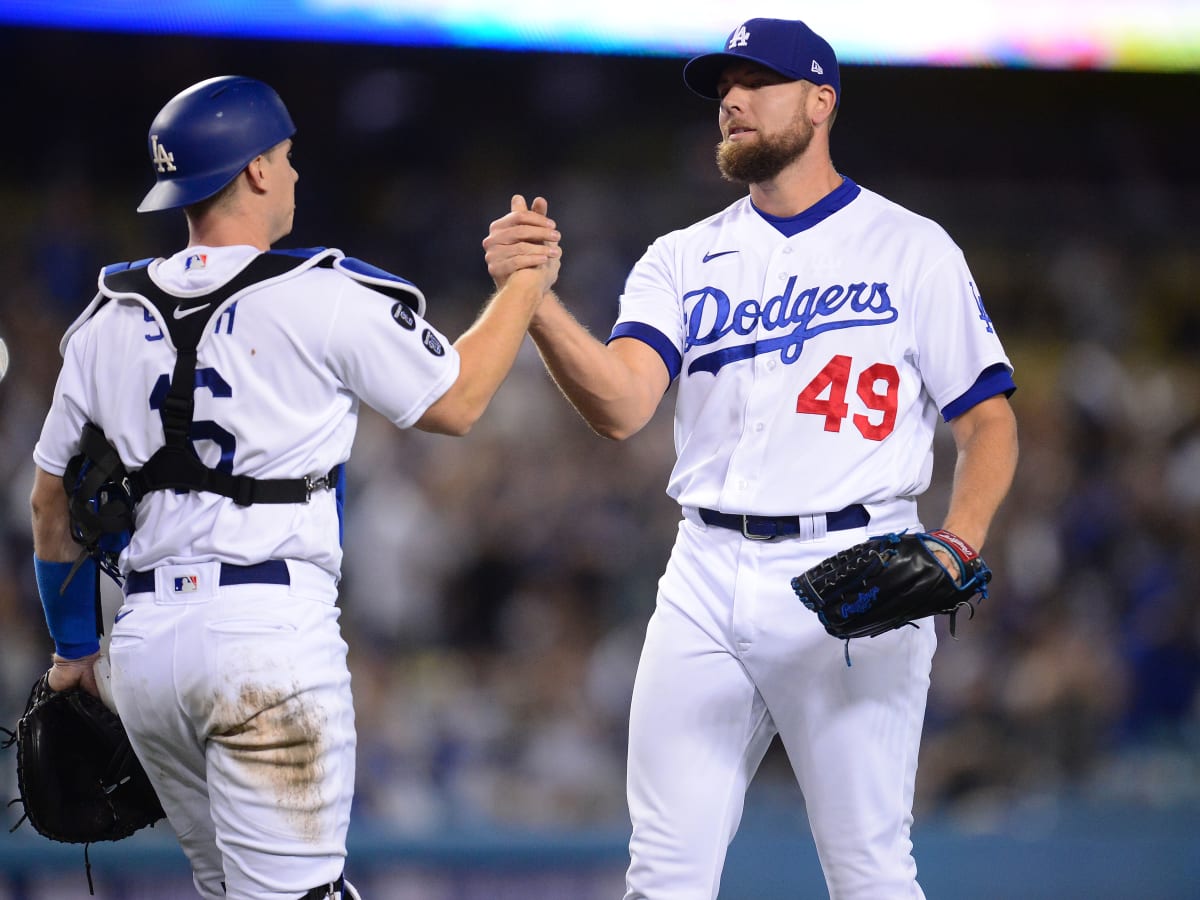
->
[211,682,328,841]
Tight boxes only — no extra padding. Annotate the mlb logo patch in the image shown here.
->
[174,575,199,593]
[185,253,208,271]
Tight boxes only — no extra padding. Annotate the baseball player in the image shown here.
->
[30,76,558,899]
[484,17,1019,900]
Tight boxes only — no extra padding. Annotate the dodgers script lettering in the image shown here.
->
[684,276,898,375]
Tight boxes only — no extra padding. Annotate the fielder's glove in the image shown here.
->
[790,529,991,664]
[4,672,164,844]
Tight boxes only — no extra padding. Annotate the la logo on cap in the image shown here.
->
[151,135,176,173]
[728,24,750,48]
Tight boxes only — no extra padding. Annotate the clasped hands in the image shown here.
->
[483,194,562,293]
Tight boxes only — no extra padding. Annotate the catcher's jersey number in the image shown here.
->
[141,305,239,472]
[795,354,900,441]
[149,366,236,472]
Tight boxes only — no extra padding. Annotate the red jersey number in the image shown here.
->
[795,355,900,442]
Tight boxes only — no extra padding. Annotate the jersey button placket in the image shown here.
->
[735,276,787,510]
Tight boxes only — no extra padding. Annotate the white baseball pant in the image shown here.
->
[624,508,935,900]
[108,560,356,899]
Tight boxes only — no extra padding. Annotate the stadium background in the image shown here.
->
[0,20,1197,899]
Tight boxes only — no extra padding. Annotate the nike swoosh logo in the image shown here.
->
[114,609,133,624]
[172,303,211,319]
[702,250,739,263]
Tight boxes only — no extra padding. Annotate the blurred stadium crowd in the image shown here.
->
[0,29,1197,841]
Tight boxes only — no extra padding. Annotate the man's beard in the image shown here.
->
[716,116,814,184]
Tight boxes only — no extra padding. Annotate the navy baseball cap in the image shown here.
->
[683,18,840,103]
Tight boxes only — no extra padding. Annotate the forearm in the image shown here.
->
[31,466,76,562]
[416,270,545,435]
[31,465,100,662]
[529,292,665,441]
[942,397,1019,551]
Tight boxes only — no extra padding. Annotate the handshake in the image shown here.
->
[482,194,562,296]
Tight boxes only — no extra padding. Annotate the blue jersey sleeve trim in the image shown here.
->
[607,322,681,382]
[941,364,1016,422]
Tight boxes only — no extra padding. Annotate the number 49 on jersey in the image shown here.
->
[795,354,899,441]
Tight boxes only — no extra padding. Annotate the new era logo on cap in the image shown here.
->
[683,18,841,103]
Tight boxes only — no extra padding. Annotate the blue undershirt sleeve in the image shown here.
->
[34,556,100,659]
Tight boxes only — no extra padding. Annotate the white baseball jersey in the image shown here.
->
[610,178,1012,516]
[34,244,460,579]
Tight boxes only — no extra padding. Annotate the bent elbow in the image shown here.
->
[446,399,490,436]
[595,423,633,442]
[416,403,482,437]
[590,416,643,442]
[444,415,476,438]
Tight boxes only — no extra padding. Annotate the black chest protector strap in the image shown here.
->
[102,253,338,507]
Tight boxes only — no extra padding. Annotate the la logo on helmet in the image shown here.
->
[728,25,750,48]
[150,135,176,173]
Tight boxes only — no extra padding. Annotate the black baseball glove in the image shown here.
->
[790,529,991,663]
[4,672,164,843]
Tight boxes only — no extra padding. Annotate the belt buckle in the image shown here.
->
[304,473,328,501]
[741,515,775,541]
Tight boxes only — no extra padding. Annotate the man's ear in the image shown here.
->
[810,84,837,126]
[244,154,269,191]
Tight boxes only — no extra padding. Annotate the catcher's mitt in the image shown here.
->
[791,529,991,663]
[4,672,164,843]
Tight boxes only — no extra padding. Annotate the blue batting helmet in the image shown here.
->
[137,76,296,213]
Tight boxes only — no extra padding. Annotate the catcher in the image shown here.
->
[22,74,556,900]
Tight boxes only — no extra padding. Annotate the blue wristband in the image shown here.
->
[34,556,100,659]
